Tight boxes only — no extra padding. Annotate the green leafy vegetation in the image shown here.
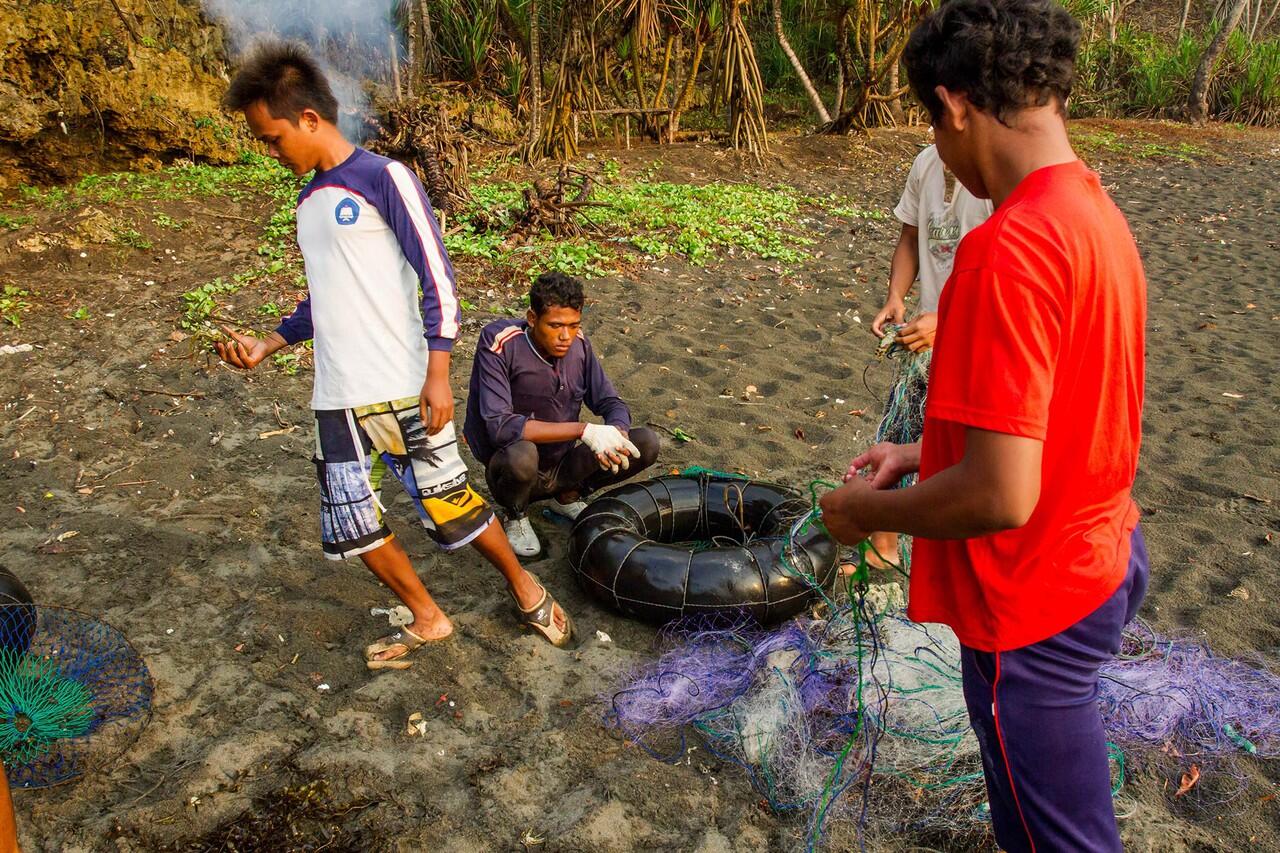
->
[1073,27,1280,126]
[1071,128,1206,161]
[153,213,188,230]
[444,167,877,279]
[111,227,152,250]
[0,215,32,231]
[18,151,299,209]
[68,306,90,321]
[272,352,302,376]
[1,286,32,327]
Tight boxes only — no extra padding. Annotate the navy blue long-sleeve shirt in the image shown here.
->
[463,319,631,469]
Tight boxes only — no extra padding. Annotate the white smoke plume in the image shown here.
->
[202,0,403,139]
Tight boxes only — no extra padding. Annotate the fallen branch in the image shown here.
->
[136,388,206,399]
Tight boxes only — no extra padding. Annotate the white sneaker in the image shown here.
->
[548,499,588,521]
[504,515,541,557]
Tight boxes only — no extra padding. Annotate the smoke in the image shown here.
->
[202,0,403,139]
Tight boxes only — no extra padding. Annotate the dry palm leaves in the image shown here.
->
[370,99,472,216]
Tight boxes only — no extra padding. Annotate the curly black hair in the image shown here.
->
[904,0,1081,125]
[529,271,585,315]
[225,41,339,124]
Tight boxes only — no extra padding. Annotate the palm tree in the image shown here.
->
[712,0,769,155]
[1188,0,1250,123]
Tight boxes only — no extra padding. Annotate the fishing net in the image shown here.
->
[0,604,153,789]
[872,324,930,454]
[869,325,930,570]
[606,579,985,849]
[606,481,1280,849]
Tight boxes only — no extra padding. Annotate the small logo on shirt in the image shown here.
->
[334,198,360,226]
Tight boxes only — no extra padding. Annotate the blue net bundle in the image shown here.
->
[0,603,153,789]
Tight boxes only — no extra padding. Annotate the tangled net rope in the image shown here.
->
[0,604,153,789]
[867,324,931,570]
[606,477,1280,849]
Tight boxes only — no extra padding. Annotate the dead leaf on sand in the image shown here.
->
[1175,764,1201,797]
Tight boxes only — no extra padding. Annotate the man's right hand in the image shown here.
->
[215,327,285,370]
[871,297,907,337]
[846,441,922,489]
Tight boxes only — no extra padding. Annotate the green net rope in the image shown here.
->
[0,649,95,767]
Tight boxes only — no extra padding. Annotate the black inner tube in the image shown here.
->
[569,475,838,625]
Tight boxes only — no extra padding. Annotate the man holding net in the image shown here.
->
[820,1,1148,850]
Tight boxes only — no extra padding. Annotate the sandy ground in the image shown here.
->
[0,122,1277,851]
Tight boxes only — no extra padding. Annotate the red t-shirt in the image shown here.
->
[909,160,1146,652]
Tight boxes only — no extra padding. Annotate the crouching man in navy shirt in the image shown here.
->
[464,272,660,556]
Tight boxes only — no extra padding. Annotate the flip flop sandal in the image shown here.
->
[364,625,437,670]
[513,574,574,648]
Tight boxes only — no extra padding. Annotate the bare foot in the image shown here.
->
[838,536,902,578]
[865,532,901,570]
[405,614,454,642]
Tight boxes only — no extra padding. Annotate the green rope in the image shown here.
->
[1224,723,1259,755]
[1108,742,1125,795]
[679,465,750,480]
[0,650,94,767]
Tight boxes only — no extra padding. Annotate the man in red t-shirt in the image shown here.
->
[819,1,1148,850]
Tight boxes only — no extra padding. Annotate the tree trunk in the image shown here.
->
[652,33,675,108]
[834,61,845,118]
[530,0,542,145]
[888,60,904,125]
[1178,0,1193,36]
[406,3,418,97]
[834,8,850,116]
[771,0,830,123]
[631,36,648,109]
[670,18,709,139]
[419,0,439,77]
[1188,0,1249,123]
[389,32,402,101]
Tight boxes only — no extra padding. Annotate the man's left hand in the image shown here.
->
[897,312,938,353]
[419,374,454,436]
[819,477,876,546]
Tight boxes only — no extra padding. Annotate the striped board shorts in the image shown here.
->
[313,397,493,560]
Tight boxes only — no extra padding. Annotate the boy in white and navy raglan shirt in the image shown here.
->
[216,43,573,660]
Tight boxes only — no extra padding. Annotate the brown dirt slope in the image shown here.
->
[0,0,238,188]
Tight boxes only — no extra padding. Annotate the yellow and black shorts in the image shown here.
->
[313,397,493,560]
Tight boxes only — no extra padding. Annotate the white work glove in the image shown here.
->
[580,423,640,474]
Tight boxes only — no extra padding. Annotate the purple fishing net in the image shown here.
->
[607,606,1280,849]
